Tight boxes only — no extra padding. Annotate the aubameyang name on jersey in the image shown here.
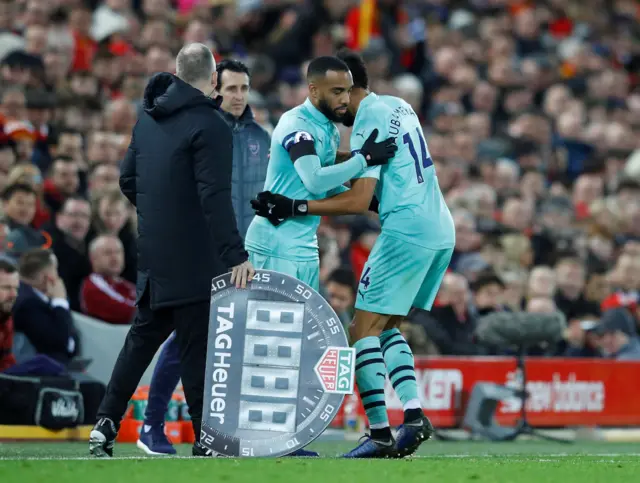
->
[388,105,415,136]
[209,302,235,424]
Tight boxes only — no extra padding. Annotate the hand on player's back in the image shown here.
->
[360,129,397,167]
[250,191,309,226]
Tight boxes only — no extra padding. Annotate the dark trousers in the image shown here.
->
[144,331,181,425]
[97,291,209,442]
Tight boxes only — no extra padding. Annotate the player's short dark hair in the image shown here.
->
[18,248,55,279]
[336,48,369,89]
[0,258,17,274]
[327,267,356,295]
[306,56,350,82]
[216,59,250,88]
[2,183,36,201]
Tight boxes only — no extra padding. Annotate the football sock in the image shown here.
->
[354,337,391,440]
[379,328,422,423]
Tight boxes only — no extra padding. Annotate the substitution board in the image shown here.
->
[201,270,355,457]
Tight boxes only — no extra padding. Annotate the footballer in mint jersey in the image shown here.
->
[245,56,397,290]
[349,93,455,251]
[250,50,452,459]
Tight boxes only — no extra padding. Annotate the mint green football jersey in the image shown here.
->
[245,99,365,261]
[351,93,455,249]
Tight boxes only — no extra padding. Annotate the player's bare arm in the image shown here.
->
[307,178,377,215]
[335,150,352,163]
[251,177,379,220]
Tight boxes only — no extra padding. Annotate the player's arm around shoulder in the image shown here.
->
[310,176,378,214]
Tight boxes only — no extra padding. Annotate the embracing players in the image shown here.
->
[244,55,397,457]
[252,50,456,458]
[244,55,396,291]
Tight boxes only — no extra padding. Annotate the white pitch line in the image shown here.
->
[0,453,639,462]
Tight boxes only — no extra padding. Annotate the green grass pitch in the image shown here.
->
[1,440,639,483]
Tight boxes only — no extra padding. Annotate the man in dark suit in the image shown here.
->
[12,248,79,364]
[89,43,254,458]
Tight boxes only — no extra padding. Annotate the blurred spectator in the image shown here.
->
[43,155,80,214]
[399,319,438,356]
[451,209,482,270]
[45,196,92,312]
[0,144,16,191]
[88,163,120,194]
[561,318,602,358]
[0,257,18,372]
[5,163,49,228]
[554,257,600,320]
[1,183,49,259]
[526,296,557,314]
[500,234,533,272]
[602,251,640,313]
[90,188,136,283]
[415,273,481,356]
[81,234,135,324]
[499,269,526,310]
[597,308,640,360]
[12,248,79,365]
[472,272,505,315]
[324,266,356,327]
[527,266,556,301]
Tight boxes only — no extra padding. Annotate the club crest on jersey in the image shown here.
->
[248,139,260,156]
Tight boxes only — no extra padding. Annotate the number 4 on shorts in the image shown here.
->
[360,267,371,289]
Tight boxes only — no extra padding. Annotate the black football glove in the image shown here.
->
[250,191,309,226]
[359,128,397,166]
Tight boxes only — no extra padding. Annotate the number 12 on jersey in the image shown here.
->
[403,127,433,184]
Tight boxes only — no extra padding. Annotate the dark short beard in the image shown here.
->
[342,110,355,127]
[317,98,344,123]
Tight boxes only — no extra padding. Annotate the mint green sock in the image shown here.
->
[354,336,389,428]
[379,329,420,409]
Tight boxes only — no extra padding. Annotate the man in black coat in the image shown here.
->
[89,43,254,458]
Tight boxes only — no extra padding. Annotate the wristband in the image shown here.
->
[293,199,308,215]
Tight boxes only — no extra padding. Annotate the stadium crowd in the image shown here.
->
[2,0,640,374]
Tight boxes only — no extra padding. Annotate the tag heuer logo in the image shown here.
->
[314,347,355,394]
[202,270,351,458]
